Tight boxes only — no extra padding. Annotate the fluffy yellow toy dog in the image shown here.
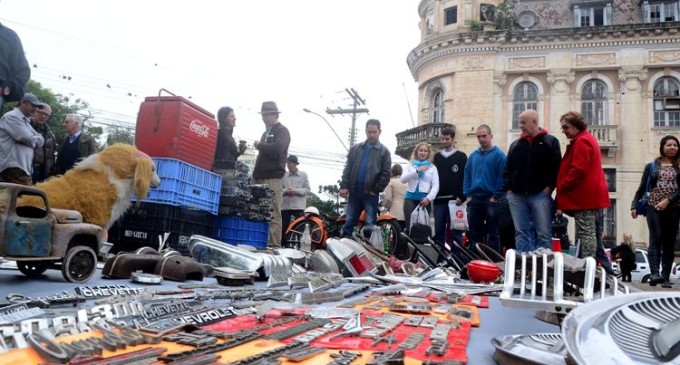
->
[20,143,161,229]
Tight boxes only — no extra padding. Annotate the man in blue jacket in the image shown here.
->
[339,119,391,237]
[463,124,506,253]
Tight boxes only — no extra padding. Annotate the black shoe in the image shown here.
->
[662,280,673,289]
[650,274,664,286]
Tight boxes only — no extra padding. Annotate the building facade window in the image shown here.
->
[512,82,538,129]
[573,4,612,26]
[444,6,457,25]
[426,10,435,35]
[432,89,445,123]
[642,1,679,23]
[603,201,617,248]
[653,77,680,127]
[581,80,608,125]
[603,168,616,192]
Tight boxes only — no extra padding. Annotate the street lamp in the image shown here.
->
[303,108,349,152]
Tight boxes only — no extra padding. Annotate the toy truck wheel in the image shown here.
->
[17,261,49,277]
[62,246,97,283]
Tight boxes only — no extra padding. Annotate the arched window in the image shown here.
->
[653,77,680,127]
[432,89,444,123]
[512,82,538,129]
[581,80,608,125]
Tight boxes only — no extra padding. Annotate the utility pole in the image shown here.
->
[326,88,369,147]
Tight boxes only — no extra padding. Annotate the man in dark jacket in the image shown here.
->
[56,114,98,174]
[0,22,30,110]
[30,103,57,183]
[253,101,291,248]
[503,109,562,252]
[339,119,391,237]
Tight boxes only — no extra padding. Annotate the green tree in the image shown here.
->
[319,182,342,215]
[494,0,516,30]
[106,126,135,146]
[469,20,483,31]
[23,80,96,144]
[306,193,337,217]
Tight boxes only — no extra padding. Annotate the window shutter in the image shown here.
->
[643,1,651,23]
[604,4,612,25]
[574,6,581,27]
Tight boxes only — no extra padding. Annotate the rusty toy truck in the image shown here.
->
[0,183,103,283]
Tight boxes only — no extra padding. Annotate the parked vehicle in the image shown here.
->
[609,248,676,283]
[0,183,103,282]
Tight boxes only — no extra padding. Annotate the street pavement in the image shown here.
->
[626,279,680,292]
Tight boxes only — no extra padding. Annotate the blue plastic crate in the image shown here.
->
[134,158,221,215]
[212,216,268,250]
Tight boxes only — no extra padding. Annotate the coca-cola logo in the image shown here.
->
[189,120,210,138]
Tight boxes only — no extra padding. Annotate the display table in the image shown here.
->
[0,267,558,364]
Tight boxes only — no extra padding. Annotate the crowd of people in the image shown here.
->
[355,109,679,288]
[4,20,675,287]
[215,102,678,289]
[0,23,98,187]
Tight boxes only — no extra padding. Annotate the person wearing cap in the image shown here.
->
[30,103,57,183]
[0,93,45,185]
[55,114,98,174]
[253,101,291,248]
[281,155,311,246]
[0,23,31,110]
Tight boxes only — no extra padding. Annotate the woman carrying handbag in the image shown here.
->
[402,143,439,234]
[631,135,680,288]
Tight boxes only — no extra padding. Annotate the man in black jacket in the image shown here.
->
[0,23,30,110]
[339,119,391,237]
[503,109,562,253]
[253,101,291,248]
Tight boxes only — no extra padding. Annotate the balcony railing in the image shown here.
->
[589,125,618,157]
[395,123,454,160]
[589,125,617,147]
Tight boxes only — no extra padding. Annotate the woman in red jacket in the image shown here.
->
[556,111,610,259]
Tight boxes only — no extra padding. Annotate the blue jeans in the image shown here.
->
[507,192,553,252]
[646,206,680,279]
[341,192,379,237]
[433,202,463,244]
[467,196,500,253]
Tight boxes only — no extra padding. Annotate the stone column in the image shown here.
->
[493,72,508,146]
[618,66,648,248]
[547,69,575,133]
[618,66,648,165]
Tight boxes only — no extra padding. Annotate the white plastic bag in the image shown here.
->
[410,205,430,229]
[449,201,469,231]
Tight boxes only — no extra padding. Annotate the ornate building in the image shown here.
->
[399,0,680,247]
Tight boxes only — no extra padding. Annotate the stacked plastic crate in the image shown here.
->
[108,91,221,255]
[212,161,272,250]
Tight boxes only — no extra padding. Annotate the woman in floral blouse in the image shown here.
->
[631,135,680,288]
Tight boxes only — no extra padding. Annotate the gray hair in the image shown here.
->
[66,113,83,128]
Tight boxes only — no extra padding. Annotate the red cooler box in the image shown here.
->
[135,90,217,170]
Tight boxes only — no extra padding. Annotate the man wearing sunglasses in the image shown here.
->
[30,103,56,183]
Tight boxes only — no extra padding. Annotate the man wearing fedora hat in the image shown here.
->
[253,101,291,248]
[281,154,311,246]
[0,93,45,185]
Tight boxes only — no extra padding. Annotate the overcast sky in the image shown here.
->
[1,0,421,191]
